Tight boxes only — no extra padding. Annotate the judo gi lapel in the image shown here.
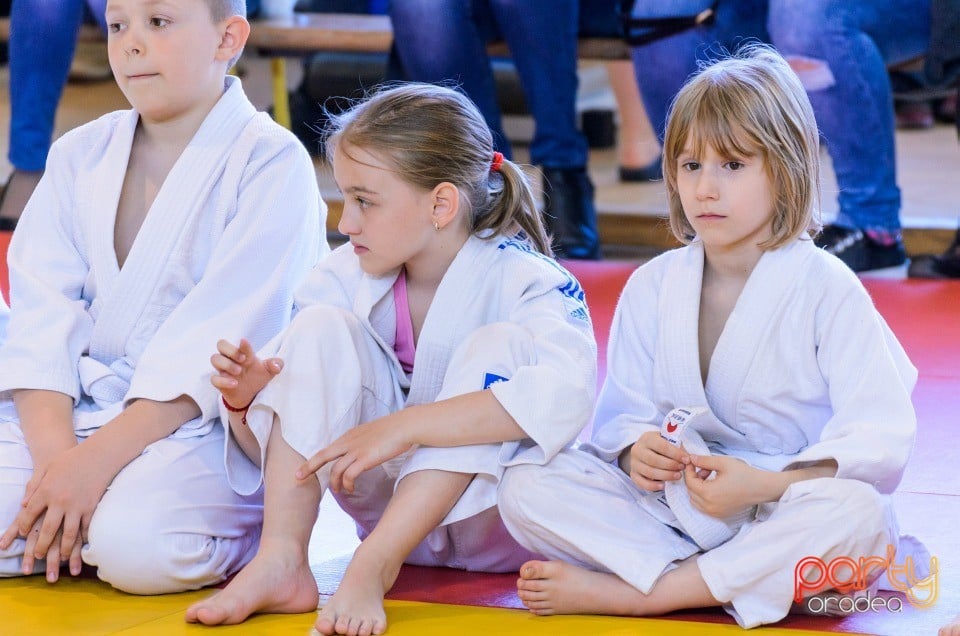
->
[655,241,765,447]
[81,110,137,299]
[658,242,709,407]
[406,236,485,406]
[88,77,257,363]
[704,239,813,427]
[353,269,399,356]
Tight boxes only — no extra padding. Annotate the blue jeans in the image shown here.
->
[8,0,106,172]
[630,0,930,232]
[389,0,588,169]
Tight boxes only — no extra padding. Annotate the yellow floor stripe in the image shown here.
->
[3,576,207,635]
[2,577,849,635]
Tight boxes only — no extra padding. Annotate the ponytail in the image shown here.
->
[476,158,553,257]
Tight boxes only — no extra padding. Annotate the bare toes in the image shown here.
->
[520,560,549,580]
[518,589,547,602]
[314,615,336,636]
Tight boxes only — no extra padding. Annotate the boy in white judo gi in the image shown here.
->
[0,0,325,593]
[498,45,926,628]
[184,83,598,635]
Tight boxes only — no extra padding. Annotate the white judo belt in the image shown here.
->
[638,407,756,550]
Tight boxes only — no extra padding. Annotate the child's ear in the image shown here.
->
[431,182,460,231]
[216,16,250,63]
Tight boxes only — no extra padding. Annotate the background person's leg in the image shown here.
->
[490,0,599,259]
[1,0,104,228]
[389,0,511,155]
[770,0,930,271]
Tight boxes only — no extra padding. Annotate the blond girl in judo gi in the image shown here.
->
[498,44,926,628]
[186,83,598,635]
[0,0,324,593]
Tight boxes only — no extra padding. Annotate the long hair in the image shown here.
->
[662,43,822,248]
[325,83,552,256]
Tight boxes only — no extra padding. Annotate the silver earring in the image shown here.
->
[434,220,441,231]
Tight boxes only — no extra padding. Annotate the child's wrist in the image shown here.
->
[221,395,254,426]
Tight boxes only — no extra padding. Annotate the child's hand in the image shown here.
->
[210,339,282,409]
[0,444,108,581]
[684,454,765,518]
[18,514,83,583]
[296,414,415,494]
[624,431,689,491]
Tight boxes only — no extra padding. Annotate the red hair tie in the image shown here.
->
[491,151,504,172]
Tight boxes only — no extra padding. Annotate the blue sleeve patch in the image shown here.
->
[483,372,510,389]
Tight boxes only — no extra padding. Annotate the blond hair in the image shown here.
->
[324,83,552,256]
[662,43,821,249]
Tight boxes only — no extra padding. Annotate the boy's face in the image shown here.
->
[105,0,228,123]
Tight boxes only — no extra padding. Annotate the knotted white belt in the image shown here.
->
[78,355,130,407]
[638,407,757,550]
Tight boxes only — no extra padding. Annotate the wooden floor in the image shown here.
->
[0,54,958,256]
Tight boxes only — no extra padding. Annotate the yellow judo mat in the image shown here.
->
[2,576,838,635]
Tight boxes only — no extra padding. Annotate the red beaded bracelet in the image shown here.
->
[222,396,253,426]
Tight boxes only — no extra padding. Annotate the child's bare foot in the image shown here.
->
[516,560,648,616]
[185,543,318,625]
[314,546,400,636]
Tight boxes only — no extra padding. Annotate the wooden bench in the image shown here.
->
[245,13,631,129]
[0,13,629,129]
[245,14,392,129]
[246,12,630,58]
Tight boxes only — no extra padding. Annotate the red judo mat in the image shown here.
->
[1,236,957,633]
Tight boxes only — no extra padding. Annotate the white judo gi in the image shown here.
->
[224,235,597,572]
[0,76,327,593]
[499,238,920,627]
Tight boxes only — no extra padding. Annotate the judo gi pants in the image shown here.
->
[499,449,897,627]
[0,423,263,593]
[250,305,539,572]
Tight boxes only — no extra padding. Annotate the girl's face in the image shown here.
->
[675,139,775,256]
[333,144,439,277]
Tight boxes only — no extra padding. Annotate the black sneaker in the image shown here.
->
[815,224,906,272]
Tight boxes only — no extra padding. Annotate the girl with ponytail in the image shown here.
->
[187,83,597,635]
